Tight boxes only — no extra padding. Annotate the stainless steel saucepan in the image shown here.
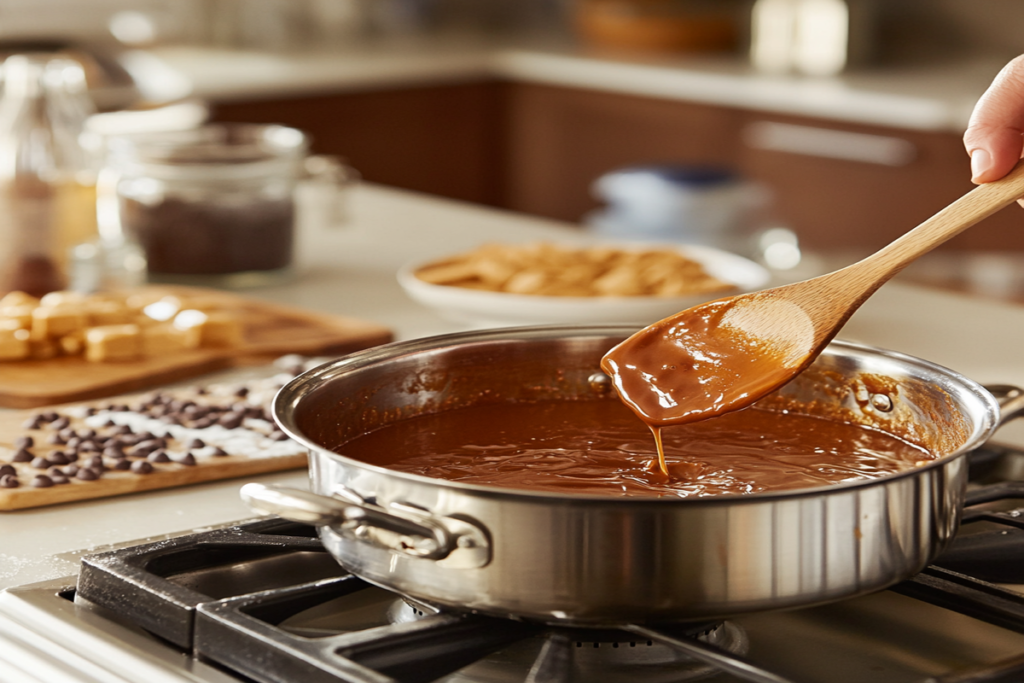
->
[242,325,1011,624]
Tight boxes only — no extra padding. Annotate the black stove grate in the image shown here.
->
[74,449,1024,683]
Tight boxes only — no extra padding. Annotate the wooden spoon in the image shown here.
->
[602,160,1024,428]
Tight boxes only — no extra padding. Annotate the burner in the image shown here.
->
[275,589,748,683]
[66,476,1024,683]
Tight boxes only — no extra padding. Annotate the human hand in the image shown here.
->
[964,55,1024,184]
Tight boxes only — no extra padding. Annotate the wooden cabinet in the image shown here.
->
[499,83,1022,252]
[210,82,504,206]
[211,79,1021,252]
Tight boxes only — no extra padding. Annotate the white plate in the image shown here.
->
[397,243,771,328]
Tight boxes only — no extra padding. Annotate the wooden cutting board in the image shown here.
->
[0,378,311,511]
[0,285,393,408]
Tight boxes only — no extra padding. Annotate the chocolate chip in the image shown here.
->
[85,407,97,416]
[102,446,124,459]
[0,474,19,488]
[31,475,53,488]
[64,464,79,476]
[30,457,50,469]
[22,416,43,430]
[75,468,98,481]
[48,451,69,465]
[0,464,14,476]
[47,466,64,477]
[10,448,32,462]
[77,429,95,439]
[147,449,170,463]
[77,440,99,453]
[160,415,182,425]
[192,417,214,429]
[177,452,197,466]
[218,413,243,429]
[130,460,153,475]
[51,416,70,430]
[110,459,131,470]
[210,446,228,457]
[40,411,58,422]
[187,438,205,449]
[65,436,81,450]
[46,433,65,445]
[14,436,33,449]
[269,431,289,441]
[234,386,249,398]
[112,425,133,435]
[129,440,161,458]
[83,455,104,470]
[50,474,69,485]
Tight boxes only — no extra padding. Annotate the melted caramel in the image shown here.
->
[337,399,933,498]
[602,298,819,474]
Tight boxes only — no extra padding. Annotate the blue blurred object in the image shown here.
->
[585,165,761,249]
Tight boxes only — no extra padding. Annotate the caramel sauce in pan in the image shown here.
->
[338,399,933,498]
[602,298,817,474]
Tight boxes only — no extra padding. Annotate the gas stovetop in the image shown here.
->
[5,442,1024,683]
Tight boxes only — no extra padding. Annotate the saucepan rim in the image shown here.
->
[272,323,1001,504]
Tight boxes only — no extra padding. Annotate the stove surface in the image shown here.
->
[5,443,1024,683]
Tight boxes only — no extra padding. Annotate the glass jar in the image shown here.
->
[0,54,96,298]
[100,123,317,288]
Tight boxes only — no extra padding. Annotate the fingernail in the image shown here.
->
[971,148,992,182]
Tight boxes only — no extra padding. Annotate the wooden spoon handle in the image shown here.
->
[864,159,1024,278]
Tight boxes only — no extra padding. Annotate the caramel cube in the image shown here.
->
[140,323,189,356]
[39,291,85,308]
[31,305,86,339]
[173,310,244,348]
[85,324,141,362]
[0,304,33,329]
[59,333,85,356]
[86,300,133,326]
[0,321,30,360]
[29,337,59,360]
[0,291,38,308]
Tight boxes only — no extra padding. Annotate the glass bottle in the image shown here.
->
[0,54,96,298]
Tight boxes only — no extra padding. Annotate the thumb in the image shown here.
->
[964,55,1024,183]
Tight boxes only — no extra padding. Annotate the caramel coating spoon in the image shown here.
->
[602,160,1024,428]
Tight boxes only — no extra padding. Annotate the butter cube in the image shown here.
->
[173,309,244,348]
[0,321,30,360]
[32,305,86,339]
[85,324,141,362]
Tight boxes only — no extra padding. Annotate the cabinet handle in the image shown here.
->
[743,121,917,167]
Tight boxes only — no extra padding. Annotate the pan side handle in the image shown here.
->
[239,483,490,568]
[984,385,1024,425]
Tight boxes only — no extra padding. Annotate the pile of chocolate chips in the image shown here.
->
[1,386,287,490]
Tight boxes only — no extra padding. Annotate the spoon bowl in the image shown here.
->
[603,160,1024,427]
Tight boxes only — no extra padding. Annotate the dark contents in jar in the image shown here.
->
[337,398,935,497]
[123,196,294,275]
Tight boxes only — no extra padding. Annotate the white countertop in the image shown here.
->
[4,183,1024,590]
[146,33,1005,133]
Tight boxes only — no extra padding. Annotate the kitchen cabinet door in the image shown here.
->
[500,83,744,224]
[737,114,1024,252]
[210,82,503,206]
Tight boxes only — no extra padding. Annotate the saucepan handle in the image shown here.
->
[984,385,1024,425]
[240,483,490,567]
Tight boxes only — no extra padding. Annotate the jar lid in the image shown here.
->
[106,123,308,181]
